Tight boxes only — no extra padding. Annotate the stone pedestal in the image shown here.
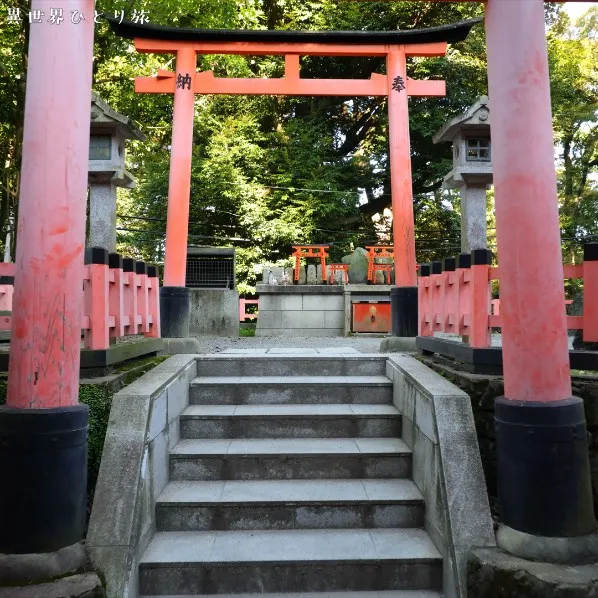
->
[189,288,239,337]
[89,182,117,251]
[461,184,488,252]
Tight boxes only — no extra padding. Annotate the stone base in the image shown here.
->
[0,542,86,586]
[468,547,598,598]
[0,572,104,598]
[379,336,418,353]
[0,542,104,597]
[160,337,201,354]
[497,524,598,566]
[189,288,239,337]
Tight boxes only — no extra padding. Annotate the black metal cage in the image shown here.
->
[185,247,236,289]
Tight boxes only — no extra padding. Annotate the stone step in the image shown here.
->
[140,591,445,598]
[170,438,412,481]
[138,528,443,594]
[189,376,393,405]
[195,355,388,377]
[180,404,401,439]
[155,479,424,531]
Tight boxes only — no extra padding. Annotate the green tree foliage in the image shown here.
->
[0,1,595,294]
[548,7,598,267]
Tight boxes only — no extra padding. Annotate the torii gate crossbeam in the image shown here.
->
[109,17,480,339]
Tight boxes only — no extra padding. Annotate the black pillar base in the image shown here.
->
[0,404,88,553]
[160,286,191,338]
[390,286,418,337]
[495,396,596,537]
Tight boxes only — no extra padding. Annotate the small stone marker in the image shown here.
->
[298,266,307,285]
[271,266,283,283]
[262,267,271,283]
[283,267,294,285]
[307,265,317,284]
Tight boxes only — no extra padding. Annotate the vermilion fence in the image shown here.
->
[418,246,598,348]
[0,247,161,351]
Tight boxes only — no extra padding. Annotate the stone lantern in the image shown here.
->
[433,96,493,252]
[88,93,145,251]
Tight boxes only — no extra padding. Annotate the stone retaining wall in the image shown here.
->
[420,356,598,523]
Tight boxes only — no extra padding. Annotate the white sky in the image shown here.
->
[563,1,596,20]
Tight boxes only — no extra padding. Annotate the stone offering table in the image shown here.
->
[256,284,392,337]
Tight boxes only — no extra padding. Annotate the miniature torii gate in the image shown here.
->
[108,18,480,339]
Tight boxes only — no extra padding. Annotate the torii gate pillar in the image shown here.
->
[482,0,596,557]
[0,0,95,553]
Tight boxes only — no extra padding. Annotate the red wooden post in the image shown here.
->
[457,253,472,337]
[122,258,139,336]
[136,262,150,334]
[109,253,126,339]
[417,264,433,337]
[146,265,161,339]
[84,248,110,351]
[485,0,595,546]
[0,0,95,553]
[161,46,196,338]
[443,258,458,334]
[430,262,444,333]
[582,244,598,343]
[469,249,491,348]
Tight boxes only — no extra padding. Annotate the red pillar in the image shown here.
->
[7,1,95,406]
[160,46,196,338]
[163,46,196,288]
[387,49,418,336]
[486,0,595,544]
[0,0,95,553]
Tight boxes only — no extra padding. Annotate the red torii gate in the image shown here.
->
[108,18,480,339]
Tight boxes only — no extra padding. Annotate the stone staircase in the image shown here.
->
[138,352,444,597]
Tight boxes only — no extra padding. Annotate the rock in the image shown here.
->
[348,247,369,283]
[375,270,385,284]
[341,254,352,265]
[283,267,294,285]
[306,264,317,284]
[261,267,270,284]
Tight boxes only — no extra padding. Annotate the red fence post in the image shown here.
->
[583,244,598,343]
[430,261,443,333]
[457,253,471,338]
[83,248,110,350]
[469,249,492,348]
[442,257,458,334]
[109,253,125,339]
[122,258,138,336]
[418,264,433,337]
[136,261,149,335]
[146,265,161,338]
